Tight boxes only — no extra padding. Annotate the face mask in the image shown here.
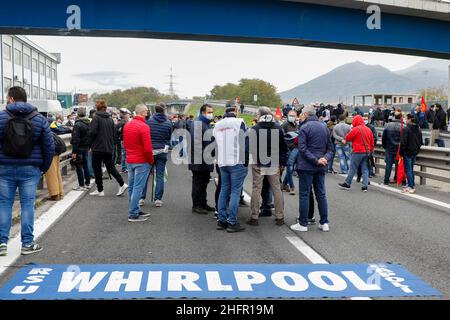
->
[56,122,62,127]
[288,116,296,123]
[205,113,214,120]
[50,116,56,122]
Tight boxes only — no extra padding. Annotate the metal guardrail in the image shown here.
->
[370,126,450,185]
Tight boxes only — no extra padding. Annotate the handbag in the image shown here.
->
[357,127,376,168]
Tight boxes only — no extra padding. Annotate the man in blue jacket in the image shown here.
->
[0,87,55,256]
[141,103,173,207]
[290,105,334,233]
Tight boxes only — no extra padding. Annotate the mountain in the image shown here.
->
[280,59,449,104]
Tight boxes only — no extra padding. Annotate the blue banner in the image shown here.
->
[0,263,440,300]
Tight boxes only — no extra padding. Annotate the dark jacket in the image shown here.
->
[189,114,214,172]
[251,121,288,167]
[281,120,298,134]
[433,108,447,130]
[0,102,54,173]
[71,118,91,153]
[147,113,173,150]
[296,116,334,172]
[116,118,129,141]
[89,111,117,154]
[400,123,423,157]
[382,119,402,155]
[366,123,378,145]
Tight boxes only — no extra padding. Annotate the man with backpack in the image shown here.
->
[0,87,55,256]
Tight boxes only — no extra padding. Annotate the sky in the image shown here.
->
[27,35,427,98]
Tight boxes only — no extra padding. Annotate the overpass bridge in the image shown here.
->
[0,0,449,58]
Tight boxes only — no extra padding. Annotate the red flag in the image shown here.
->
[420,96,427,113]
[275,106,283,118]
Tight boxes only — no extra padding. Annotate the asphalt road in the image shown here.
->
[0,159,449,299]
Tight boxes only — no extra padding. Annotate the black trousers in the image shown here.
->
[92,152,124,192]
[192,170,211,208]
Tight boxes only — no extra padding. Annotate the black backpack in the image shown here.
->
[52,132,67,155]
[3,110,39,158]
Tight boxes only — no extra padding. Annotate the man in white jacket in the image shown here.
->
[213,104,249,233]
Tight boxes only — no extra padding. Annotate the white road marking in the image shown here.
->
[0,190,86,278]
[242,188,371,300]
[338,174,450,210]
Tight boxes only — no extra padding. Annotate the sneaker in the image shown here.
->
[0,243,7,256]
[214,211,219,219]
[290,223,308,232]
[128,215,149,223]
[275,218,285,226]
[282,185,291,192]
[85,184,91,189]
[116,183,128,196]
[21,242,43,255]
[202,204,215,212]
[226,223,245,233]
[192,207,209,215]
[216,221,228,230]
[318,223,330,232]
[362,186,368,192]
[308,218,316,225]
[139,199,145,206]
[407,188,416,194]
[246,218,259,226]
[338,182,351,190]
[121,169,128,174]
[73,186,87,191]
[356,176,361,183]
[90,190,105,197]
[138,211,151,218]
[155,200,163,207]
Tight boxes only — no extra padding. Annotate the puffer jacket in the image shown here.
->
[147,113,173,150]
[0,102,54,173]
[345,115,375,154]
[89,111,117,154]
[71,118,91,153]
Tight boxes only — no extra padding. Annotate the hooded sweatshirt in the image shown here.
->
[89,111,117,154]
[345,115,374,153]
[400,123,423,157]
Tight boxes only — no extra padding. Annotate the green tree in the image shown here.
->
[208,79,282,109]
[91,87,176,110]
[419,86,447,101]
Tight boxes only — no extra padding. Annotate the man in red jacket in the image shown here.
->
[338,115,374,192]
[123,104,154,222]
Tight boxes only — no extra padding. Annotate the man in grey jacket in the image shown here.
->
[332,115,352,174]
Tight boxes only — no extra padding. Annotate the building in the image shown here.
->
[1,35,59,103]
[352,93,417,108]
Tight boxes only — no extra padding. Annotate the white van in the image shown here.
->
[0,99,63,117]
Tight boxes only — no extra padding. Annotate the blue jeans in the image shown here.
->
[121,141,127,172]
[335,144,351,173]
[404,155,416,189]
[218,165,248,226]
[283,148,299,189]
[345,153,369,188]
[425,138,445,148]
[327,150,336,172]
[154,153,168,201]
[87,150,94,177]
[0,165,41,246]
[141,153,168,201]
[127,163,151,218]
[298,170,328,227]
[75,148,90,187]
[384,152,397,184]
